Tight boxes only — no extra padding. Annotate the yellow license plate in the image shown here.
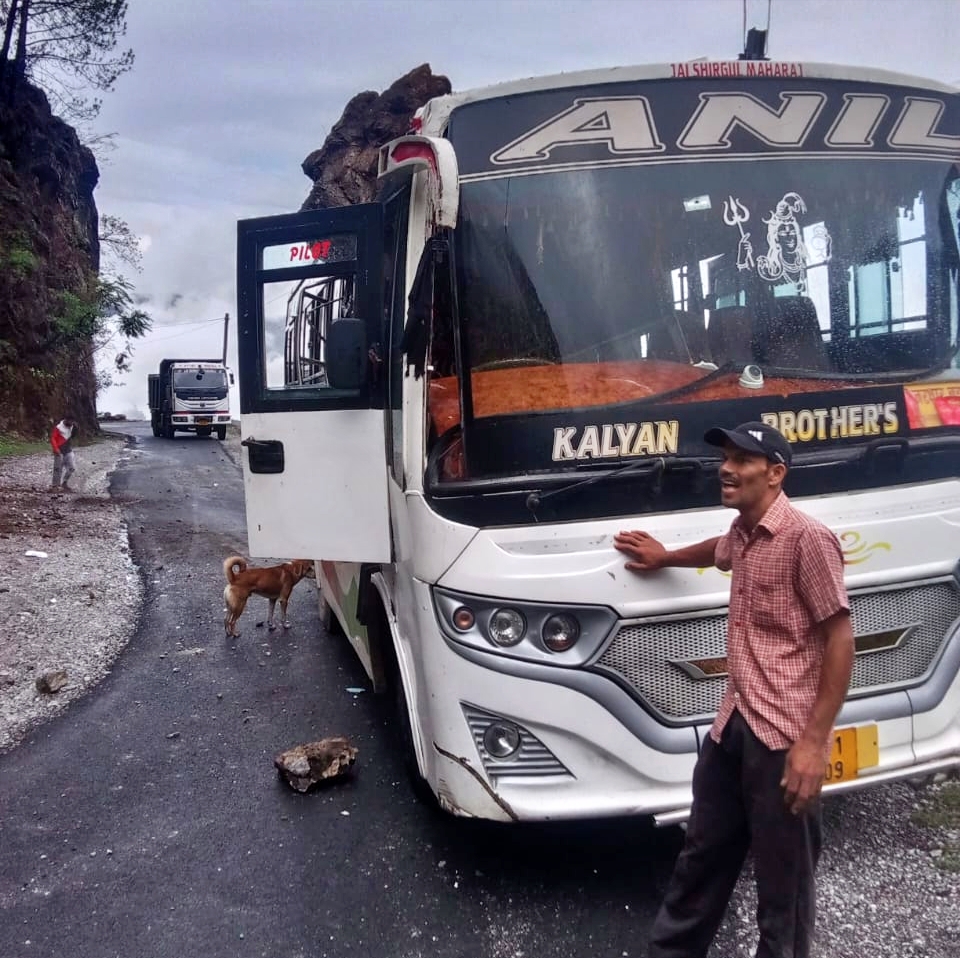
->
[823,724,879,784]
[196,417,211,425]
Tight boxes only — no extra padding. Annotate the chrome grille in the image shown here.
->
[595,579,960,723]
[462,703,571,778]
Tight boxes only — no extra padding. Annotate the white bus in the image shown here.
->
[236,60,960,823]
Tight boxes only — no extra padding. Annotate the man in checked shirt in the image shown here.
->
[614,420,854,958]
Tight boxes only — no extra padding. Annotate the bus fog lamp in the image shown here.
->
[452,606,475,631]
[488,608,526,646]
[483,722,521,759]
[542,613,581,652]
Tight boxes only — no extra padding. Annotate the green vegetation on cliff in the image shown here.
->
[0,1,146,439]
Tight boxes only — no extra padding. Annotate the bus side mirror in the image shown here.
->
[326,318,367,390]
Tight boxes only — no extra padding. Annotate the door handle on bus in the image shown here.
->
[241,437,285,474]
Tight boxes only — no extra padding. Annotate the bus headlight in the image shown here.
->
[483,722,521,758]
[432,587,617,666]
[488,608,526,646]
[542,613,581,652]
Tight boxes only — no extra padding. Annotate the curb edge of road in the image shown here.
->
[100,421,243,471]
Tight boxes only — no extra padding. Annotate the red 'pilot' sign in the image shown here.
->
[289,240,332,262]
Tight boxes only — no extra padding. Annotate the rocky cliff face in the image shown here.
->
[301,64,451,210]
[0,77,100,439]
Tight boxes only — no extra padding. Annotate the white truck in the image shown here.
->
[148,358,232,439]
[235,57,960,822]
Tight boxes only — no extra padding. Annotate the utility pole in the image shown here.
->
[222,312,230,366]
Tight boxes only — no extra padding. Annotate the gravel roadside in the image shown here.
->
[0,434,142,752]
[0,430,957,956]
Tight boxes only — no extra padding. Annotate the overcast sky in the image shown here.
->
[91,0,959,419]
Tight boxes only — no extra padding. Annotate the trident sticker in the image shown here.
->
[723,195,754,271]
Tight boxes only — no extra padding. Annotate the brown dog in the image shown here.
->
[223,555,315,638]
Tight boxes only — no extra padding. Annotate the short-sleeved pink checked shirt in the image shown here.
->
[711,491,850,752]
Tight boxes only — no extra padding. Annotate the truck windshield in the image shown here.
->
[427,79,960,491]
[173,368,228,394]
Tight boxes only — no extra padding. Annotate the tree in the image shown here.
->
[0,0,133,121]
[88,273,150,391]
[50,272,151,387]
[99,212,141,272]
[96,212,150,380]
[92,272,150,375]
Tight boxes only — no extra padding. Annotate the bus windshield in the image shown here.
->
[426,84,960,489]
[456,160,957,382]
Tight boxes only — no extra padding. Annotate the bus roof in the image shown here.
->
[419,61,960,135]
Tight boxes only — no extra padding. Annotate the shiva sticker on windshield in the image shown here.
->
[722,191,832,295]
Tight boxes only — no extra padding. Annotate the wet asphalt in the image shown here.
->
[0,421,679,958]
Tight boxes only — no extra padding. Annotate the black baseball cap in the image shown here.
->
[704,421,793,467]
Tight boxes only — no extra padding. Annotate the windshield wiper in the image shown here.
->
[762,342,960,383]
[761,364,954,383]
[524,430,960,517]
[524,456,709,517]
[792,432,960,469]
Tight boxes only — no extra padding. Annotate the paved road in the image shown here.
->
[1,422,681,958]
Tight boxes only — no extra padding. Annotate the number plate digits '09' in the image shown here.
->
[824,724,879,784]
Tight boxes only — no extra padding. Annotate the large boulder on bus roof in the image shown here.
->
[300,63,451,210]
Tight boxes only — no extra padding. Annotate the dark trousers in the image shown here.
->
[649,710,822,958]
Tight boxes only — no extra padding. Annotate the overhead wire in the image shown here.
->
[151,317,224,328]
[97,317,224,356]
[141,318,226,346]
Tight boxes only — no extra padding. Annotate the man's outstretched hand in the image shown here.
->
[614,530,668,572]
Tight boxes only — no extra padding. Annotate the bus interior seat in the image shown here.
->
[760,297,831,371]
[647,310,712,364]
[707,306,755,367]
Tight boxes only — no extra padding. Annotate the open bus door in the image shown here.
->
[236,205,391,562]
